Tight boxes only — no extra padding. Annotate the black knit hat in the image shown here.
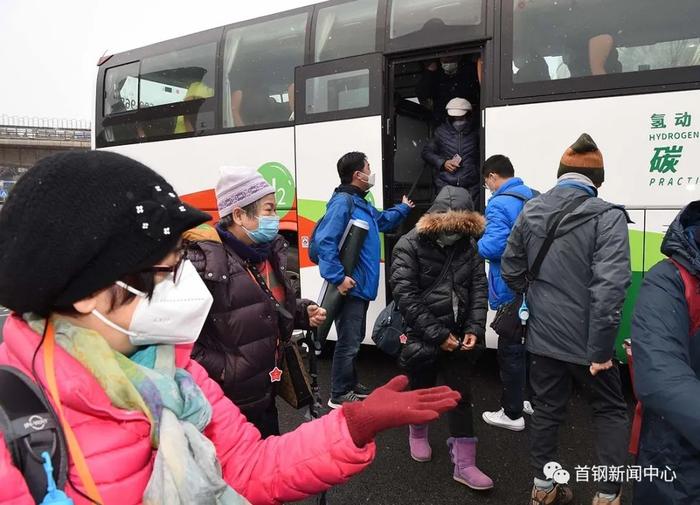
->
[0,151,210,316]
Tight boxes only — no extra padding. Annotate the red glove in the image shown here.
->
[343,375,460,447]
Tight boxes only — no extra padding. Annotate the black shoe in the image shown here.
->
[327,391,362,409]
[353,383,372,398]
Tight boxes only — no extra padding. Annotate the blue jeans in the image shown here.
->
[331,296,369,398]
[497,326,530,420]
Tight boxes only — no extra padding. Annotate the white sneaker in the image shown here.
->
[482,408,525,431]
[523,401,534,416]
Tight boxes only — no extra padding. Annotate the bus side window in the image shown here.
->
[222,12,307,129]
[511,0,700,84]
[314,0,379,63]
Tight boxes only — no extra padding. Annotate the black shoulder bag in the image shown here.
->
[491,194,590,339]
[372,246,458,358]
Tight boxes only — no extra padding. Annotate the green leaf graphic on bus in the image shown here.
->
[258,162,295,218]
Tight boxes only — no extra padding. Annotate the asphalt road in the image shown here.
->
[278,345,637,505]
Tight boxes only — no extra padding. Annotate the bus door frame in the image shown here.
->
[383,45,486,296]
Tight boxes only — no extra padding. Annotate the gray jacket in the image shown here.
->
[501,184,631,365]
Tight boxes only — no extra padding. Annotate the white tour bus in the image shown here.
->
[94,0,700,360]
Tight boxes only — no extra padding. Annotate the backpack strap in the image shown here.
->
[526,194,590,283]
[309,192,356,265]
[0,366,68,503]
[670,258,700,335]
[493,190,539,202]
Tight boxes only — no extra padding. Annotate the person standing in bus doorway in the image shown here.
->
[416,55,481,126]
[478,155,537,432]
[630,201,700,505]
[184,166,327,437]
[390,186,492,491]
[421,98,481,209]
[314,152,414,408]
[501,134,631,505]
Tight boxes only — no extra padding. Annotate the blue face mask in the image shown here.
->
[244,215,280,243]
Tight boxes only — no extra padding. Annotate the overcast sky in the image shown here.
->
[0,0,316,125]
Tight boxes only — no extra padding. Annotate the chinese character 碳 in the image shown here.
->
[575,465,591,483]
[651,113,666,129]
[650,145,684,173]
[675,112,692,128]
[592,466,609,482]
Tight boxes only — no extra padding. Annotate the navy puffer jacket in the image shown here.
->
[421,119,480,194]
[631,201,700,505]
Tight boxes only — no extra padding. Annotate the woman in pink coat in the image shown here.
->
[0,151,459,505]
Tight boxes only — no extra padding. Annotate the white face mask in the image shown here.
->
[92,260,213,346]
[359,171,376,188]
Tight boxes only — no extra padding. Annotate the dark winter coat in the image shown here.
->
[501,181,631,365]
[185,225,313,420]
[390,187,488,371]
[421,119,480,197]
[631,201,700,505]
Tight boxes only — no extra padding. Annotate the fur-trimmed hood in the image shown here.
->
[416,209,485,237]
[416,186,484,237]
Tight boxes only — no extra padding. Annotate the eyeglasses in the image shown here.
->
[143,246,187,283]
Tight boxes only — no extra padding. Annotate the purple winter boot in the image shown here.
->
[408,424,432,462]
[447,437,494,490]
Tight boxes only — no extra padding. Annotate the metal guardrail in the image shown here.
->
[0,125,91,142]
[0,115,91,130]
[0,115,91,143]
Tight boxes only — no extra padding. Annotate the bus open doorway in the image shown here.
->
[384,48,483,272]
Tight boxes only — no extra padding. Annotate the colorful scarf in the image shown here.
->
[28,315,249,505]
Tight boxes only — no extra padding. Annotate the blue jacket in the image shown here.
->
[315,186,411,301]
[632,202,700,505]
[477,178,535,309]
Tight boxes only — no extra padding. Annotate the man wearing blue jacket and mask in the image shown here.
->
[477,155,537,432]
[314,152,414,408]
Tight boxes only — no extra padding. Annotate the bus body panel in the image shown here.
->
[101,127,298,222]
[295,115,385,343]
[485,89,699,358]
[485,89,700,208]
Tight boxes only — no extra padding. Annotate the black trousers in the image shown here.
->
[245,399,280,438]
[497,323,531,420]
[408,351,475,437]
[529,354,629,495]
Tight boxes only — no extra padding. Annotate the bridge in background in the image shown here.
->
[0,115,91,202]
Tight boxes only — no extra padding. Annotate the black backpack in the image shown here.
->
[0,366,68,502]
[308,192,355,265]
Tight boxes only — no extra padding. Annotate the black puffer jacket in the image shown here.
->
[390,187,488,371]
[185,225,312,419]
